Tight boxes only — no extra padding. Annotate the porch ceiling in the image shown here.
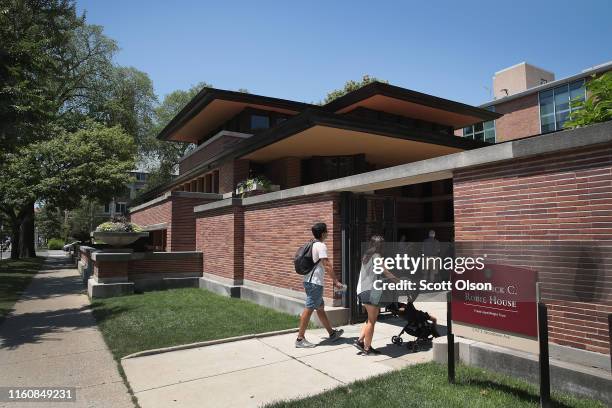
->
[242,125,462,167]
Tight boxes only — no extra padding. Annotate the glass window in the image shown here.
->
[250,114,270,130]
[115,202,126,214]
[539,79,585,133]
[103,203,110,214]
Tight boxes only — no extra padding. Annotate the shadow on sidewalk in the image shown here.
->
[0,255,129,350]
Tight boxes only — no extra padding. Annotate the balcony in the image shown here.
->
[178,130,252,175]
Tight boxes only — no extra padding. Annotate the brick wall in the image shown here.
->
[243,193,341,299]
[264,157,302,189]
[130,195,217,251]
[493,93,541,142]
[219,159,250,194]
[179,135,245,174]
[128,258,201,276]
[195,205,244,282]
[454,144,612,354]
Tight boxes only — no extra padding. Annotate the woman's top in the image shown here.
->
[356,252,381,295]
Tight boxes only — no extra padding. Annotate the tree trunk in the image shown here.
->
[10,219,20,260]
[18,203,36,258]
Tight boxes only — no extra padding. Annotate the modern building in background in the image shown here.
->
[101,170,149,218]
[460,60,611,143]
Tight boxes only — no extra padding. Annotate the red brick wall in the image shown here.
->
[179,135,245,174]
[264,157,302,189]
[219,160,250,194]
[493,93,541,142]
[454,144,612,354]
[243,193,341,298]
[196,205,244,281]
[130,195,217,251]
[128,258,201,275]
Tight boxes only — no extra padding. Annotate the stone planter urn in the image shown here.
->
[91,231,149,247]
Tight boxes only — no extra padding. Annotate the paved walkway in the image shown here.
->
[0,253,133,408]
[122,302,447,408]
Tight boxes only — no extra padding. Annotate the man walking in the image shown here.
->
[296,222,344,348]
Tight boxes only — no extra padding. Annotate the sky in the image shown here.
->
[76,0,612,106]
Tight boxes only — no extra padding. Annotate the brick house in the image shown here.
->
[130,76,611,359]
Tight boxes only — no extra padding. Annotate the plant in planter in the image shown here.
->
[92,216,148,247]
[235,175,279,198]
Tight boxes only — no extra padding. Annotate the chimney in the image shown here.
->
[493,62,555,99]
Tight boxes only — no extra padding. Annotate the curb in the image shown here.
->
[121,328,299,360]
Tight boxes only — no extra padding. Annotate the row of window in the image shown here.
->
[463,79,586,142]
[462,106,496,143]
[103,202,127,215]
[539,79,585,133]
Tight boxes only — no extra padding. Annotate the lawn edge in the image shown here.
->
[120,327,299,360]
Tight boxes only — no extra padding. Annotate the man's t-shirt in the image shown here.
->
[304,241,327,286]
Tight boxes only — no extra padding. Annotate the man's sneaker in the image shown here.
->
[295,338,316,348]
[328,328,344,342]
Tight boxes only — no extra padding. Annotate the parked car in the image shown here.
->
[63,241,81,252]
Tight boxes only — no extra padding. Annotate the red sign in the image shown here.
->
[451,264,538,338]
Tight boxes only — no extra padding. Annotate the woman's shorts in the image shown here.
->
[304,282,324,309]
[358,290,381,306]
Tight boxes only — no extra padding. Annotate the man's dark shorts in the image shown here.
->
[304,282,324,309]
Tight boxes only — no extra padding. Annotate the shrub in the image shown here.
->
[95,215,143,233]
[47,238,65,250]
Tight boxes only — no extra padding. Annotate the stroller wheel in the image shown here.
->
[391,335,403,345]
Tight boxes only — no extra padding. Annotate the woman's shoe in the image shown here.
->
[353,339,365,352]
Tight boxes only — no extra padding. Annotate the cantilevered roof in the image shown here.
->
[323,82,501,128]
[238,108,488,166]
[157,88,314,142]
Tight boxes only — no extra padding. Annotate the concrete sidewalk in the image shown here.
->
[0,252,133,408]
[122,302,446,408]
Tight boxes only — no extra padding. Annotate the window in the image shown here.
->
[250,114,270,130]
[103,203,111,214]
[115,202,127,215]
[539,79,585,133]
[463,107,496,143]
[135,172,147,181]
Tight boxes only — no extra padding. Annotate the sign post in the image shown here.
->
[537,281,551,408]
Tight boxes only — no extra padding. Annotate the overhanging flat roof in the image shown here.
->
[323,82,501,128]
[193,120,612,212]
[157,88,314,142]
[240,109,487,166]
[137,109,489,202]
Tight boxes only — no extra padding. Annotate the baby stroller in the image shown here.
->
[387,301,440,352]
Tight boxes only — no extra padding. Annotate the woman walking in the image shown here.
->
[354,235,396,355]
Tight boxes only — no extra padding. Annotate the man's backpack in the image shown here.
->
[294,239,320,275]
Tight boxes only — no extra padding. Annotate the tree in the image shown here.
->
[565,72,612,129]
[139,82,210,193]
[0,0,85,153]
[322,75,388,104]
[35,205,63,241]
[0,122,135,258]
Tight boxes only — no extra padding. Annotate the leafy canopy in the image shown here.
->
[565,72,612,129]
[322,75,387,104]
[0,121,135,212]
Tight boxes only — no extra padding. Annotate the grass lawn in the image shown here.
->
[267,362,604,408]
[91,288,302,359]
[0,257,44,321]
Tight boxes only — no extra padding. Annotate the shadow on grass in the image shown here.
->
[458,377,577,408]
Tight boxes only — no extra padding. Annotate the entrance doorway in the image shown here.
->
[341,179,454,322]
